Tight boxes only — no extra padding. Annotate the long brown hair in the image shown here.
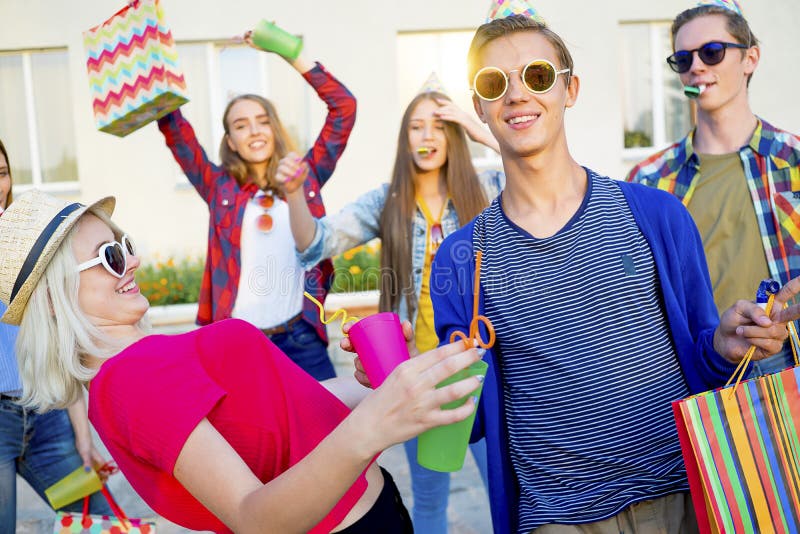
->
[0,138,13,208]
[378,92,489,316]
[219,94,297,189]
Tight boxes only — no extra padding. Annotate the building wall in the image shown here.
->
[0,0,797,259]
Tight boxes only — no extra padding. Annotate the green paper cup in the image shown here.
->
[417,359,488,472]
[44,465,102,509]
[251,20,303,60]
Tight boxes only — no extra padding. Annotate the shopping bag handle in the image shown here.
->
[724,295,800,396]
[80,484,133,532]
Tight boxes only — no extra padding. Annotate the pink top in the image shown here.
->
[89,319,367,533]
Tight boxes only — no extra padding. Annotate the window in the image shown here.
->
[621,22,693,158]
[396,31,500,168]
[173,41,311,172]
[0,49,78,189]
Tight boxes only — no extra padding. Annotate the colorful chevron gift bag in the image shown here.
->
[83,0,188,137]
[673,365,800,533]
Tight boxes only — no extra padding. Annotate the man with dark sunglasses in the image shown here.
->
[430,4,800,533]
[628,1,800,379]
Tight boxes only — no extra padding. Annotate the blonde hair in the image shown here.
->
[16,210,148,411]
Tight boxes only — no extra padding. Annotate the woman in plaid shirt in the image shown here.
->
[157,29,356,380]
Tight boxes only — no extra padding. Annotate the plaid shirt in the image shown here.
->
[158,63,356,343]
[627,118,800,286]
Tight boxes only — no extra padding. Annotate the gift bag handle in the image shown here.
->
[79,485,133,532]
[725,294,800,396]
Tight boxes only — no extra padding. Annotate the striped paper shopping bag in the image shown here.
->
[673,366,800,533]
[83,0,188,137]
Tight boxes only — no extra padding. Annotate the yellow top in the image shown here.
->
[414,197,446,354]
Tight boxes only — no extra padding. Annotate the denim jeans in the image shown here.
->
[0,399,111,532]
[747,347,795,379]
[268,318,336,380]
[402,437,490,533]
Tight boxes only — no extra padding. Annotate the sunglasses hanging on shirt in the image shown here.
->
[254,192,276,234]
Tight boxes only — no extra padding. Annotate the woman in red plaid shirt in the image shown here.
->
[157,25,356,380]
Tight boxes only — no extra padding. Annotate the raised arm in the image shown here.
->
[278,154,386,267]
[174,341,483,533]
[156,109,221,201]
[299,62,357,188]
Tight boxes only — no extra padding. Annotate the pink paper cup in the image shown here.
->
[348,312,410,388]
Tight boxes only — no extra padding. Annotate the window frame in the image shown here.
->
[3,48,80,194]
[621,21,694,161]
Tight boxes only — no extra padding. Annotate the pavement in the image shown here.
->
[15,322,492,533]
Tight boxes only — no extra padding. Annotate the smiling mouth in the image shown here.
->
[249,140,267,150]
[416,147,437,157]
[506,114,539,125]
[116,280,137,294]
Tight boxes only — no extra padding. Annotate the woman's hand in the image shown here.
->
[241,29,313,73]
[341,319,418,389]
[434,98,500,153]
[344,340,484,459]
[275,152,309,195]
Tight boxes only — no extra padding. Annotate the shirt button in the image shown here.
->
[222,199,229,206]
[308,191,316,198]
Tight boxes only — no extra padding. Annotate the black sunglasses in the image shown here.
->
[666,41,749,74]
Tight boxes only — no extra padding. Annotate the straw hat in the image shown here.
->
[0,190,115,325]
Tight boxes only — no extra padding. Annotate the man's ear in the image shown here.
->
[743,45,760,77]
[565,74,580,109]
[472,94,487,123]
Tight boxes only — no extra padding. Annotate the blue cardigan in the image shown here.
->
[431,179,739,533]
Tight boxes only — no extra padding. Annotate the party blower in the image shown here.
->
[683,84,707,98]
[305,293,410,388]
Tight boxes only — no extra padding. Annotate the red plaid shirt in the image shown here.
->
[157,63,356,343]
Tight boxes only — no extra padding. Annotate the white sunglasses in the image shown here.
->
[76,234,136,278]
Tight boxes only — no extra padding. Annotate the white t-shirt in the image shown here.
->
[232,193,306,329]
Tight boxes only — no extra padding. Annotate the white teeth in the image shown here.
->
[508,115,536,125]
[250,141,266,149]
[116,281,136,294]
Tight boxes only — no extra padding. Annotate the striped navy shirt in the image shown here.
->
[475,171,690,530]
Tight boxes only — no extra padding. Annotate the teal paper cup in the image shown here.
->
[417,359,488,472]
[251,20,303,60]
